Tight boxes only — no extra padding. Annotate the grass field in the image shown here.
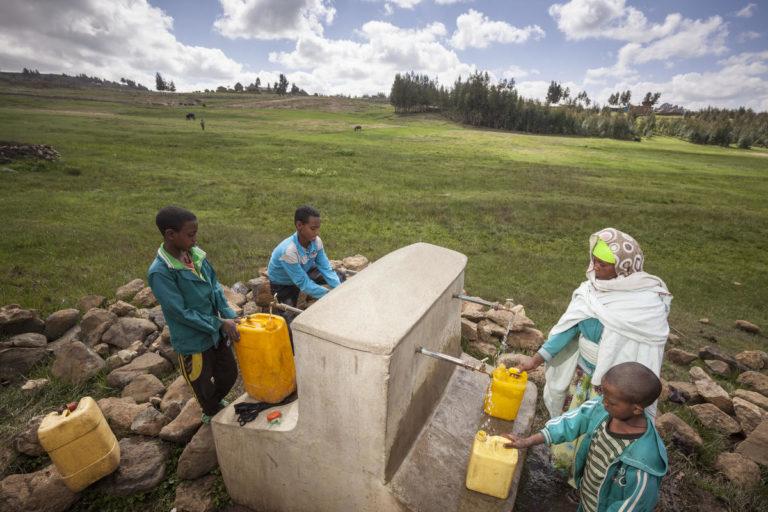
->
[1,85,767,510]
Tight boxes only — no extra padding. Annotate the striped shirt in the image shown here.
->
[580,419,641,512]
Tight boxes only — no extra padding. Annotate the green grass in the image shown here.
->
[1,85,767,509]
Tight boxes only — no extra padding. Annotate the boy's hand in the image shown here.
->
[500,433,544,449]
[221,318,241,343]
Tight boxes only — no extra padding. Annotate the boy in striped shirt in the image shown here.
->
[502,362,668,512]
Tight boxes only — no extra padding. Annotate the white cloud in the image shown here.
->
[385,0,423,10]
[269,21,474,95]
[449,10,545,50]
[214,0,336,40]
[0,0,242,91]
[734,3,757,18]
[737,31,761,43]
[548,0,681,43]
[436,0,471,4]
[503,65,540,80]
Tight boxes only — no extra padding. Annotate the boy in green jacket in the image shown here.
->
[502,362,668,512]
[148,206,240,424]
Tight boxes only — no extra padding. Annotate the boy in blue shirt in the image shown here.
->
[268,205,345,327]
[502,362,668,512]
[148,206,240,424]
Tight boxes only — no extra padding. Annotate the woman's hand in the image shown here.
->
[516,353,544,373]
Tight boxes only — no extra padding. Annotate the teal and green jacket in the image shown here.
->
[540,398,668,512]
[147,245,237,355]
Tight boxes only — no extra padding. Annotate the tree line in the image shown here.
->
[389,72,766,147]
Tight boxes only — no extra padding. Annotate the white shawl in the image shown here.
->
[542,270,672,418]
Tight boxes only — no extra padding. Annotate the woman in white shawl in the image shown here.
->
[518,227,672,483]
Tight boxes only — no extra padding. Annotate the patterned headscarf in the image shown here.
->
[588,228,644,278]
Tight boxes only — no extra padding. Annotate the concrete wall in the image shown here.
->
[212,243,467,511]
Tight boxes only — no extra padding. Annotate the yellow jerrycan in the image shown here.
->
[37,396,120,492]
[483,364,527,421]
[235,313,296,403]
[465,430,519,499]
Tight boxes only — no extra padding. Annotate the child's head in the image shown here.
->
[156,206,198,252]
[294,205,321,245]
[601,362,661,420]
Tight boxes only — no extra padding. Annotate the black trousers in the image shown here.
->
[178,338,237,416]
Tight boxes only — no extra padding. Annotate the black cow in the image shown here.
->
[186,113,196,120]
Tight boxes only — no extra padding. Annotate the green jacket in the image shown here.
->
[147,245,237,355]
[540,398,668,512]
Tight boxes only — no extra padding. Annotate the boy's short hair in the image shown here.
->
[294,205,320,224]
[603,362,661,407]
[156,206,197,235]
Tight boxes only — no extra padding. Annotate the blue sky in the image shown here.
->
[0,0,766,110]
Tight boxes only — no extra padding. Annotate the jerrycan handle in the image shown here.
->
[508,367,526,379]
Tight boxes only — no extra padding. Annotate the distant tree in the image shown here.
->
[168,80,176,92]
[155,72,167,91]
[608,92,619,106]
[546,81,564,104]
[216,85,227,93]
[255,77,261,93]
[642,91,661,107]
[266,83,272,93]
[276,74,289,95]
[234,82,244,92]
[576,90,591,107]
[290,83,300,95]
[620,90,632,108]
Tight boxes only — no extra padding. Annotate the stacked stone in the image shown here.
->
[657,341,768,490]
[0,253,370,512]
[0,142,60,163]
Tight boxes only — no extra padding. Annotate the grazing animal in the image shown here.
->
[186,113,195,120]
[354,125,362,132]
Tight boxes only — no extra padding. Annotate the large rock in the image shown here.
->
[12,415,46,456]
[734,389,768,411]
[460,318,478,341]
[101,317,157,349]
[485,306,535,332]
[97,437,170,494]
[79,308,117,345]
[0,346,49,381]
[733,319,760,334]
[505,327,545,351]
[76,294,105,314]
[655,412,703,452]
[698,345,748,371]
[160,398,202,443]
[735,420,768,466]
[478,319,505,339]
[221,285,246,308]
[733,397,766,435]
[342,254,369,271]
[150,331,178,367]
[667,381,700,403]
[246,276,273,307]
[467,340,498,358]
[703,359,730,377]
[132,287,157,308]
[51,341,106,386]
[174,474,217,512]
[115,278,145,302]
[0,305,44,336]
[97,396,153,433]
[459,299,485,321]
[47,326,81,355]
[714,452,761,488]
[130,406,170,436]
[1,333,47,348]
[161,375,193,411]
[43,309,79,340]
[666,348,698,366]
[146,307,166,330]
[105,349,137,371]
[0,464,80,512]
[737,371,768,395]
[734,350,766,370]
[108,300,137,317]
[177,424,218,480]
[121,373,166,403]
[691,367,733,413]
[106,352,172,388]
[689,403,741,435]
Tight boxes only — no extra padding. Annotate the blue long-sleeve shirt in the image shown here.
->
[538,318,604,365]
[267,233,340,299]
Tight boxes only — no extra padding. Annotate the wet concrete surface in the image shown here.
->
[513,444,578,512]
